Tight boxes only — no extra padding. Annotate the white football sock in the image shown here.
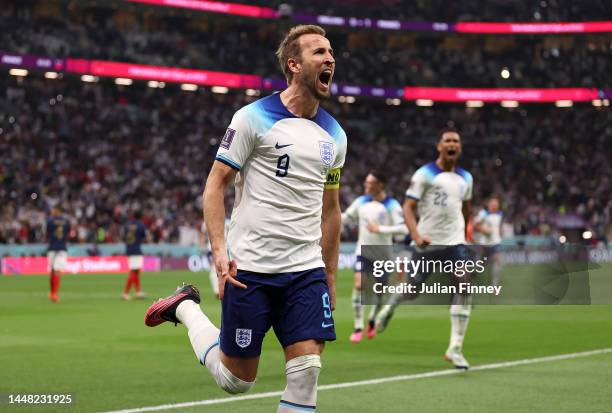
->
[367,293,383,323]
[491,261,502,287]
[352,287,364,330]
[176,300,220,363]
[175,300,254,394]
[448,294,471,351]
[277,355,321,412]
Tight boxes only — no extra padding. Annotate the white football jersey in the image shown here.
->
[342,195,407,255]
[406,162,473,245]
[215,93,347,274]
[474,209,503,245]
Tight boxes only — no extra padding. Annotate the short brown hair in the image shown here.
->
[276,25,326,83]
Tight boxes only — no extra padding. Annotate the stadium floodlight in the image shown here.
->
[384,98,401,106]
[44,71,59,79]
[181,83,198,91]
[603,99,610,107]
[416,99,434,107]
[501,68,510,79]
[592,99,603,107]
[555,100,573,108]
[501,100,519,108]
[559,235,567,244]
[582,231,593,240]
[9,68,28,77]
[81,75,99,83]
[211,86,229,94]
[345,96,356,103]
[466,100,484,108]
[147,81,160,88]
[245,89,260,96]
[338,96,346,103]
[115,78,133,86]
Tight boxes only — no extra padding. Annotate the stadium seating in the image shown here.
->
[1,74,609,244]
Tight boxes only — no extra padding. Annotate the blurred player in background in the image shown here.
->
[376,127,474,369]
[46,206,70,302]
[473,195,503,286]
[122,211,147,300]
[199,217,230,299]
[342,171,407,343]
[145,25,346,413]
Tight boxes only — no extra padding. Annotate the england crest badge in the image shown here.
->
[235,328,252,348]
[319,141,334,166]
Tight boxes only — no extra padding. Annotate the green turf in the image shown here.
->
[1,265,611,413]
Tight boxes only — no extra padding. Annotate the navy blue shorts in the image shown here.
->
[219,267,336,358]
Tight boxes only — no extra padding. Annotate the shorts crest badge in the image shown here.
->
[319,141,334,166]
[236,328,252,348]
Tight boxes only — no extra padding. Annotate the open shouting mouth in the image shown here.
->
[318,69,333,92]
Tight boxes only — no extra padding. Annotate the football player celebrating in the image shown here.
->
[376,127,474,369]
[145,25,346,413]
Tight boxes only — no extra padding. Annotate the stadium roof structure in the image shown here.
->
[125,0,612,34]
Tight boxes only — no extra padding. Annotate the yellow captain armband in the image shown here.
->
[324,168,342,189]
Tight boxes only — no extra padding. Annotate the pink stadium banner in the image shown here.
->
[403,87,600,102]
[455,21,612,34]
[2,256,161,276]
[126,0,278,18]
[65,59,262,89]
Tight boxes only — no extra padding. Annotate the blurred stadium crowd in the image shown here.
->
[1,0,611,245]
[2,1,611,88]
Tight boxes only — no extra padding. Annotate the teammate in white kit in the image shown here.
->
[473,195,503,286]
[375,127,474,369]
[145,25,346,413]
[342,171,407,342]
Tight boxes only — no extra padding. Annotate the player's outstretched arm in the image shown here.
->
[403,198,429,246]
[203,161,246,298]
[321,188,341,310]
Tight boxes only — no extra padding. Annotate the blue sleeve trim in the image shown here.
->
[215,155,241,171]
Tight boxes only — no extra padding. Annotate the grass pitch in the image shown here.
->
[1,265,611,413]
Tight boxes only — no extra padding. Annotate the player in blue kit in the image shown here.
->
[122,211,148,300]
[46,207,70,302]
[145,25,346,412]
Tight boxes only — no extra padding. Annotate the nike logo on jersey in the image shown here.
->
[275,143,293,149]
[321,322,334,328]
